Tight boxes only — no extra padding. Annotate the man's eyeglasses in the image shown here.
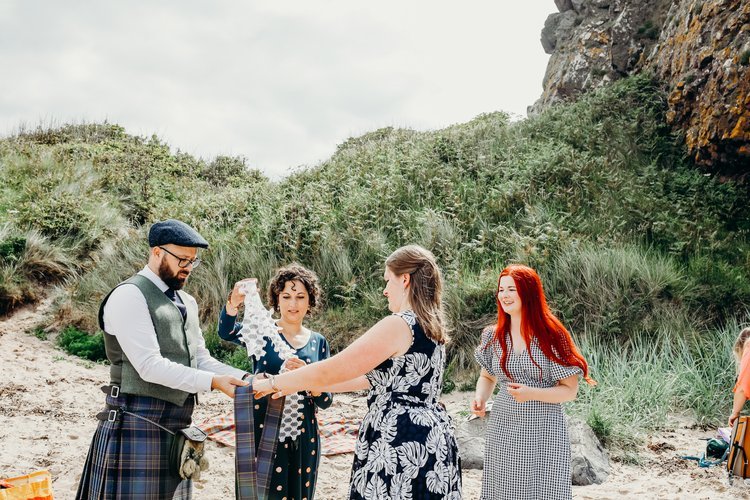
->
[159,246,202,269]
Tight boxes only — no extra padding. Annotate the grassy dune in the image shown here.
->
[2,75,749,453]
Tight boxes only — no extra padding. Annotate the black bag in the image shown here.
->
[706,437,729,459]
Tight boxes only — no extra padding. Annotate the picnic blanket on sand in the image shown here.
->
[197,414,360,456]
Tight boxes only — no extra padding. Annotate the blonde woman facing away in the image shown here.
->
[729,327,750,427]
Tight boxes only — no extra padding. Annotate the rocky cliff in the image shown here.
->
[534,0,749,175]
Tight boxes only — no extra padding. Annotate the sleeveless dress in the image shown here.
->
[349,311,462,499]
[475,328,582,500]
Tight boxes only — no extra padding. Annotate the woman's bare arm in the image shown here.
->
[318,376,372,393]
[255,315,411,396]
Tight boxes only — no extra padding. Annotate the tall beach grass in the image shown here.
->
[1,75,749,455]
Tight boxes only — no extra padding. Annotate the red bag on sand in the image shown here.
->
[0,470,53,500]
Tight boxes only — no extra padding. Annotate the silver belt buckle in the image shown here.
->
[107,409,118,422]
[110,385,120,398]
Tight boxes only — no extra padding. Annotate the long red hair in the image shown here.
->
[489,265,595,385]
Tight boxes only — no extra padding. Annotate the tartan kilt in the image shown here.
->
[76,391,195,500]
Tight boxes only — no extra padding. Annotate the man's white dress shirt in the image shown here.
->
[103,265,245,393]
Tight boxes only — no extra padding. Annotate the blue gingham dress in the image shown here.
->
[475,327,582,500]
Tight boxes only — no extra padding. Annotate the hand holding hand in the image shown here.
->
[507,382,535,403]
[211,374,249,398]
[252,374,277,399]
[283,356,306,371]
[470,397,486,417]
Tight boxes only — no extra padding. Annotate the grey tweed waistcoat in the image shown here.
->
[99,274,201,406]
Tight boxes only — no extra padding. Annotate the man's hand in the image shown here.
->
[211,374,249,398]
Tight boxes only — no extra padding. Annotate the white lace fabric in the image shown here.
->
[238,282,302,442]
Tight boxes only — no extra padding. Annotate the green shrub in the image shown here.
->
[685,256,750,324]
[0,227,78,314]
[220,348,254,373]
[636,20,659,40]
[15,122,127,146]
[57,326,107,362]
[587,407,613,446]
[18,230,79,281]
[567,316,749,454]
[18,194,92,239]
[443,268,502,377]
[198,155,267,187]
[2,76,750,448]
[543,244,691,341]
[32,327,48,340]
[442,359,458,394]
[202,321,254,371]
[0,236,25,264]
[0,265,36,314]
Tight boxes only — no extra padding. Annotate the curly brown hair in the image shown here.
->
[267,264,322,314]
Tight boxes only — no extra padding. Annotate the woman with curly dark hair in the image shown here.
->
[218,264,332,500]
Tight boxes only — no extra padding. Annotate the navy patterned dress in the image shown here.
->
[219,307,333,500]
[349,311,462,499]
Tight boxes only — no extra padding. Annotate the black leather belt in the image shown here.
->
[94,403,187,438]
[98,384,197,403]
[96,405,123,423]
[100,384,122,398]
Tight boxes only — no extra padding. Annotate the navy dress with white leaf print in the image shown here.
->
[349,311,462,499]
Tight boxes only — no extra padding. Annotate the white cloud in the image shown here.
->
[0,1,554,178]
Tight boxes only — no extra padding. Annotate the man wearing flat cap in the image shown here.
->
[77,219,249,499]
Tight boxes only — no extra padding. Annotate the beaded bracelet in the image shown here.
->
[269,374,280,392]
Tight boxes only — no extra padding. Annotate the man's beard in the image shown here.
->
[158,259,188,290]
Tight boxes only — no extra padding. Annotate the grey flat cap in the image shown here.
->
[148,219,209,248]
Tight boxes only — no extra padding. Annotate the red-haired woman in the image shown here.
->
[471,264,594,500]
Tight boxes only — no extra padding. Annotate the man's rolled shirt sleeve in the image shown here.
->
[104,283,240,393]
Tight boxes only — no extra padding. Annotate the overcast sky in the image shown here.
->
[0,1,554,178]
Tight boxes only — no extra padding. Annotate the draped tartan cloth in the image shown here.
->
[76,391,194,499]
[235,383,285,500]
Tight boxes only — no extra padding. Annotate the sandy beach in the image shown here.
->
[1,300,748,499]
